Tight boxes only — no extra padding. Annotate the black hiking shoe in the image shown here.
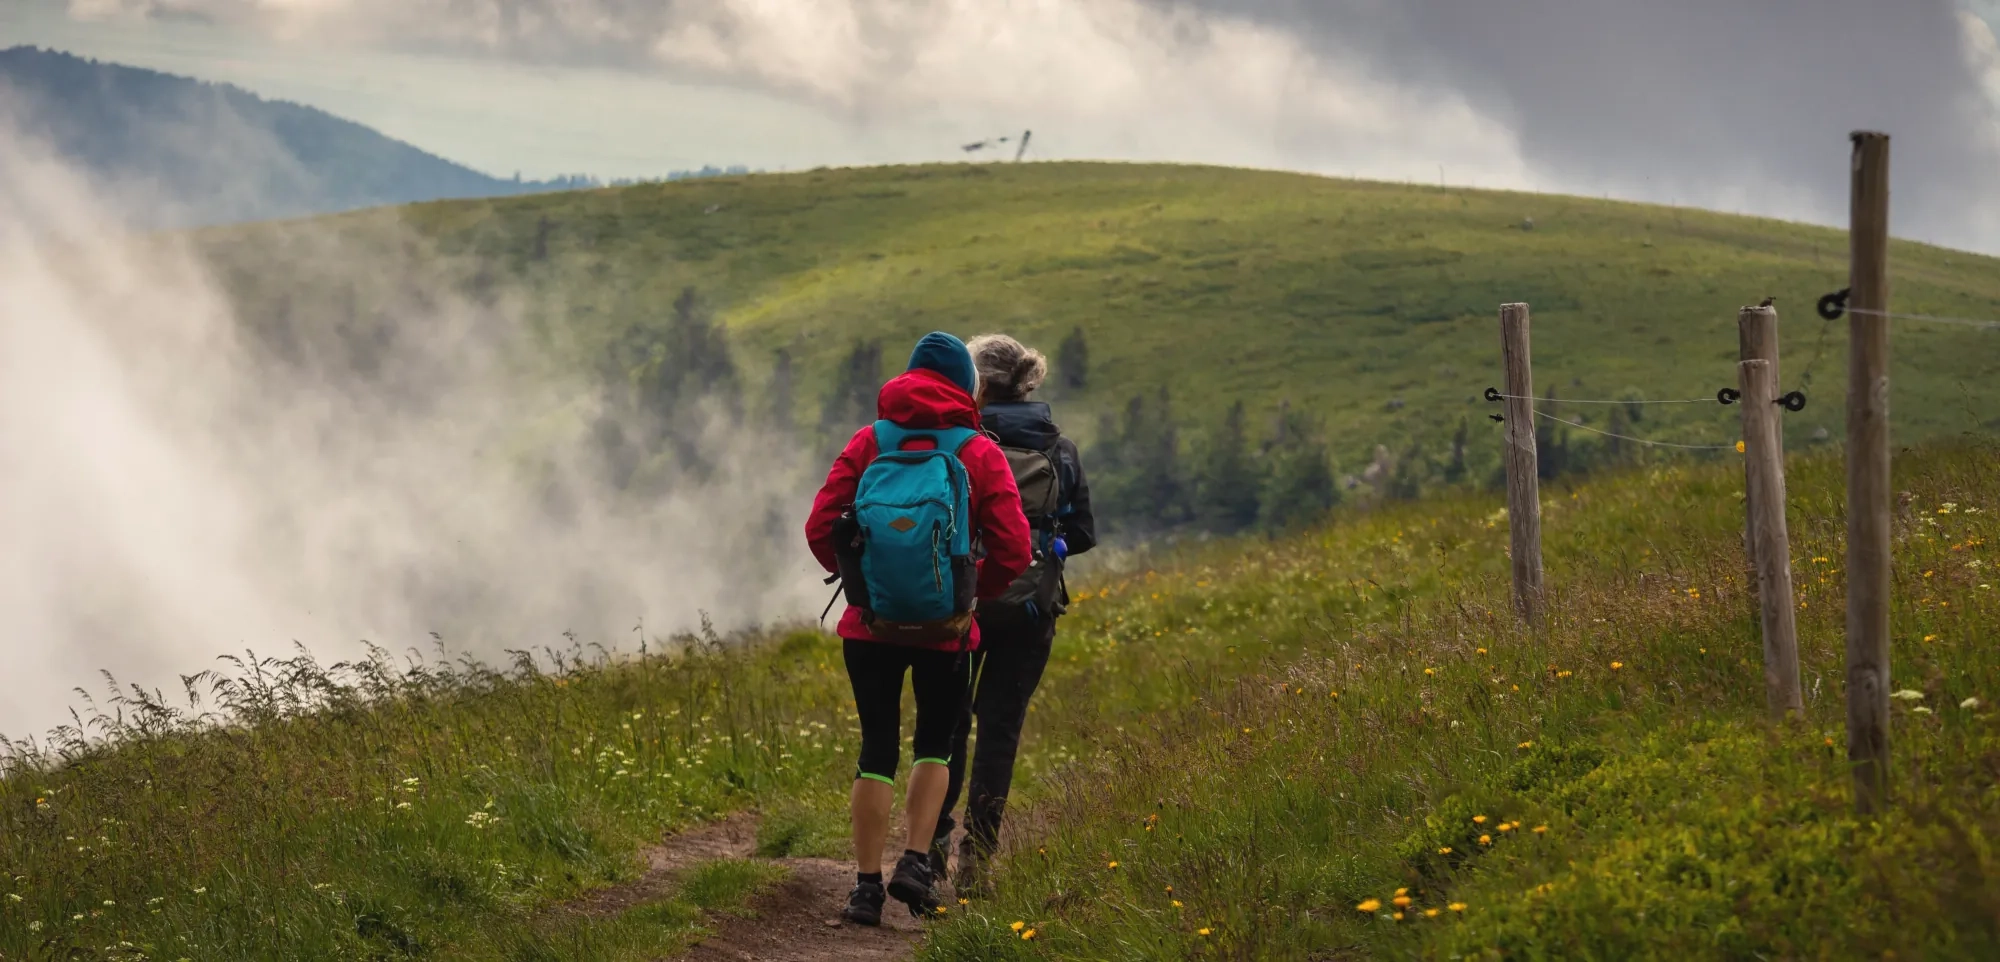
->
[887,850,941,918]
[953,836,989,897]
[841,880,885,926]
[927,833,952,884]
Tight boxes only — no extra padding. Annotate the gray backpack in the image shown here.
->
[983,442,1066,628]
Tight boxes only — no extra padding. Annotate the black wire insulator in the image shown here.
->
[1777,391,1807,412]
[1717,388,1741,405]
[1817,288,1851,321]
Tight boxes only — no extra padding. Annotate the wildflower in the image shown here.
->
[1518,741,1533,749]
[27,921,42,932]
[1825,736,1836,746]
[103,900,115,907]
[958,898,969,905]
[1393,895,1413,908]
[1394,911,1406,920]
[5,893,19,902]
[1108,861,1119,869]
[72,914,83,922]
[1011,921,1025,932]
[1472,815,1487,824]
[1197,928,1212,936]
[1498,822,1515,832]
[1477,647,1488,655]
[935,905,948,915]
[1449,902,1467,912]
[1438,846,1453,854]
[1891,689,1926,702]
[1557,670,1573,679]
[1423,908,1441,918]
[1396,887,1408,896]
[1963,697,1982,710]
[1924,635,1938,643]
[1478,834,1492,845]
[1330,691,1339,699]
[1022,928,1038,940]
[1925,570,1935,578]
[1172,899,1183,908]
[1356,898,1382,912]
[1165,885,1173,893]
[193,887,206,894]
[1610,661,1624,670]
[1914,706,1934,715]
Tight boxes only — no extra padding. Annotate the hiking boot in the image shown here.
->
[927,833,952,884]
[953,836,989,896]
[886,850,941,917]
[841,880,885,926]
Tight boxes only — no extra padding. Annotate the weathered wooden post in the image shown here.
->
[1738,305,1781,569]
[1499,303,1543,625]
[1846,131,1892,814]
[1738,352,1803,719]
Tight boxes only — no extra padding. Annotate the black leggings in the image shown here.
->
[843,639,971,784]
[935,617,1055,853]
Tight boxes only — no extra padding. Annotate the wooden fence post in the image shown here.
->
[1739,354,1803,718]
[1846,131,1892,814]
[1738,306,1780,569]
[1499,303,1543,625]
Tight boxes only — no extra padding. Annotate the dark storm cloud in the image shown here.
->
[1168,0,2000,244]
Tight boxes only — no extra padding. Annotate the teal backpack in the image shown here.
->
[832,421,980,646]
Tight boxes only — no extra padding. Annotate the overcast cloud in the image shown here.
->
[54,0,2000,249]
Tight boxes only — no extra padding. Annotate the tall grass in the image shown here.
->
[1,626,857,960]
[923,441,2000,960]
[4,440,1996,960]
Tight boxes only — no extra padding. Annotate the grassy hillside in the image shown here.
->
[200,162,2000,473]
[6,437,1998,959]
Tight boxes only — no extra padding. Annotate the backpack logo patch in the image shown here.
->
[888,516,918,533]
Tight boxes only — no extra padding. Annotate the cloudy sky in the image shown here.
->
[9,0,2000,250]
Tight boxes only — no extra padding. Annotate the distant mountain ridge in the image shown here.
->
[0,46,593,226]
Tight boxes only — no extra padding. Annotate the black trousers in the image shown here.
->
[843,639,971,784]
[934,617,1056,854]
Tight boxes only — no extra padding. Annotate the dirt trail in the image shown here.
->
[587,813,926,962]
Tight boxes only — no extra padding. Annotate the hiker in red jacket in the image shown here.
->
[805,331,1031,924]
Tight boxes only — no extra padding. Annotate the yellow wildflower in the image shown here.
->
[1395,888,1408,896]
[958,898,969,905]
[1011,921,1025,932]
[1438,846,1453,854]
[1532,825,1549,834]
[1424,668,1435,676]
[1197,927,1212,936]
[1356,898,1382,912]
[1477,647,1489,655]
[1022,928,1037,940]
[1108,861,1119,869]
[1424,908,1441,918]
[1472,815,1487,824]
[1924,635,1937,643]
[1394,911,1406,920]
[1478,834,1493,845]
[1736,440,1746,453]
[1172,900,1183,908]
[1393,895,1413,908]
[1518,741,1533,749]
[1610,661,1624,670]
[1449,902,1467,912]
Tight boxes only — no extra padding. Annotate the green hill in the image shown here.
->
[5,437,1996,958]
[200,161,2000,476]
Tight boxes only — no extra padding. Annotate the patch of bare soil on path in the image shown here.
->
[569,812,926,962]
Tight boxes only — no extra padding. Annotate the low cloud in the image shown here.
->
[0,124,818,742]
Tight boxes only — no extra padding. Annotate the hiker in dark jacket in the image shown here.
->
[930,333,1097,892]
[805,332,1032,925]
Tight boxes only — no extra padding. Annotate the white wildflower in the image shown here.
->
[1890,689,1926,702]
[1964,697,1983,710]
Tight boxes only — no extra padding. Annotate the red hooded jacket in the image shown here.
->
[806,369,1032,649]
